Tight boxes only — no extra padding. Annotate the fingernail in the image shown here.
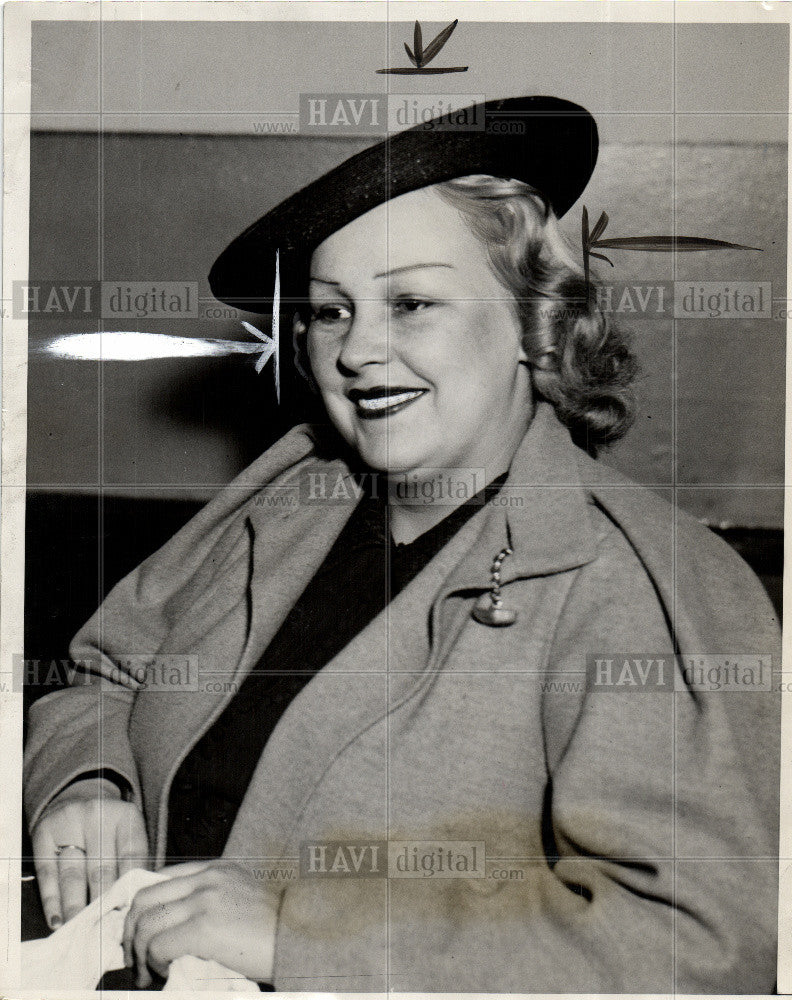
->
[49,916,62,929]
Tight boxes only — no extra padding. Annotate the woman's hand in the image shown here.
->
[122,860,279,987]
[31,776,150,929]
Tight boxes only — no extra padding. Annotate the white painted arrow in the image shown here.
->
[35,320,280,399]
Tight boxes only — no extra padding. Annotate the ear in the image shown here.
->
[292,311,318,390]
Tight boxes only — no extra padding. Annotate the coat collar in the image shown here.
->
[438,401,600,594]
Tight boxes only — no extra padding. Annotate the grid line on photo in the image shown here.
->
[16,12,787,995]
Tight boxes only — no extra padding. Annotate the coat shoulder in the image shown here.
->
[575,450,780,645]
[580,450,760,574]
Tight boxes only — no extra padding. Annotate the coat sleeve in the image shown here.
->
[530,512,780,993]
[24,426,316,832]
[23,505,247,830]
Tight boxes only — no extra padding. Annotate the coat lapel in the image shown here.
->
[223,484,498,858]
[428,403,599,670]
[235,454,359,679]
[149,447,362,858]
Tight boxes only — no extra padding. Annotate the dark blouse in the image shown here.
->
[165,474,506,862]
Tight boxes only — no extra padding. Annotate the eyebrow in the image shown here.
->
[374,262,454,279]
[308,262,454,285]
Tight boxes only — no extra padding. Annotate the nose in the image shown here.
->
[337,305,390,373]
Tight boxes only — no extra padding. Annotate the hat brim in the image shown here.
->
[208,95,598,313]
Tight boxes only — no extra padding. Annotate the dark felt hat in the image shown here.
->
[208,95,598,313]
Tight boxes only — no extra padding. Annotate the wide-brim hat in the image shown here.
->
[208,95,598,313]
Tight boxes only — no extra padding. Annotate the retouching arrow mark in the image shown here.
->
[35,331,270,361]
[36,319,282,402]
[242,248,281,401]
[241,321,276,375]
[32,259,283,399]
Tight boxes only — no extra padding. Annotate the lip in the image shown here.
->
[347,385,428,420]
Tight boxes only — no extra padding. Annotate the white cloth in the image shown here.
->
[21,868,259,991]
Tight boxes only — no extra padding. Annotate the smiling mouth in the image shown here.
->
[348,387,428,420]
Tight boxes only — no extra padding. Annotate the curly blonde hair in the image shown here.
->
[435,175,638,455]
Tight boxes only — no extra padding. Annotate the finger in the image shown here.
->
[31,823,62,929]
[133,897,195,986]
[145,915,206,983]
[123,870,202,968]
[85,806,118,903]
[116,807,150,879]
[57,846,89,922]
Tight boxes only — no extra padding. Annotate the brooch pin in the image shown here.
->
[472,546,517,627]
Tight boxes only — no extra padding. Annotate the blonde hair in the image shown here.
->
[435,175,638,454]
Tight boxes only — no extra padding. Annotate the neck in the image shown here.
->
[385,410,532,545]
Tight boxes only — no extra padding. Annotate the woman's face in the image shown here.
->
[306,186,533,479]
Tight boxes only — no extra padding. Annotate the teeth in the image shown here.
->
[357,390,424,411]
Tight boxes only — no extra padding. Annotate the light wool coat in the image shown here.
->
[25,402,781,992]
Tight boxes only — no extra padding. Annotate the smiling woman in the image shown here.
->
[297,177,636,543]
[301,185,533,542]
[23,96,780,992]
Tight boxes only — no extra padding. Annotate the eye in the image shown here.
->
[309,304,352,325]
[392,297,433,315]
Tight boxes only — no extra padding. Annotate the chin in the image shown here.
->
[356,441,431,476]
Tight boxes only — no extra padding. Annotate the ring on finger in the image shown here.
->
[55,844,87,858]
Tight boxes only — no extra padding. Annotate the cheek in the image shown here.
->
[421,310,523,391]
[306,335,338,386]
[473,311,525,381]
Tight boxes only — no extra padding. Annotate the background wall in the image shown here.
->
[26,19,788,528]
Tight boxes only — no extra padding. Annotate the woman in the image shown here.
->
[24,97,780,992]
